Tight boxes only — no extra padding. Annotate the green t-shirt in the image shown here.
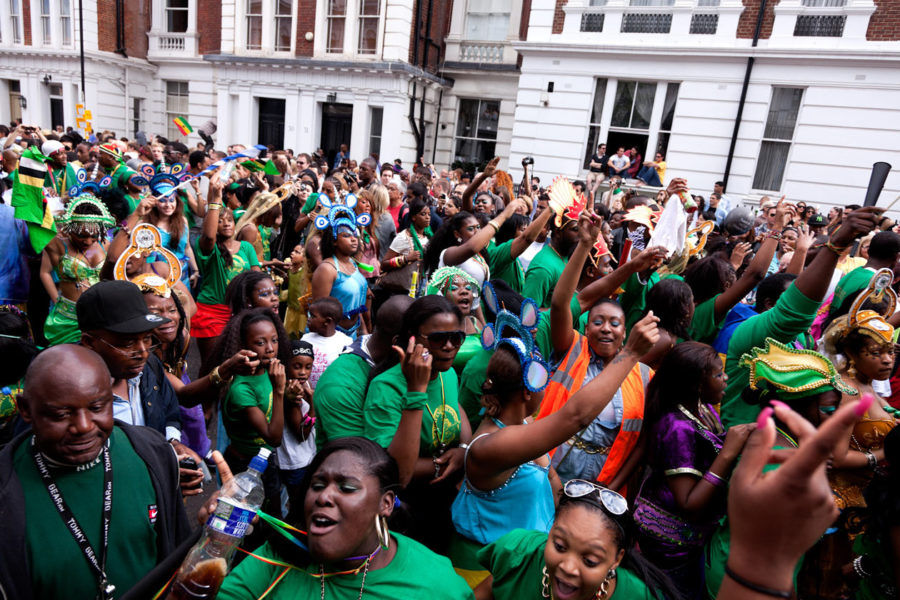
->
[487,239,524,293]
[224,372,274,456]
[106,163,136,189]
[364,363,461,457]
[688,294,724,344]
[720,283,822,427]
[523,244,567,308]
[829,266,873,319]
[195,240,260,305]
[258,225,274,262]
[218,535,475,600]
[14,427,158,599]
[478,529,656,600]
[44,163,78,197]
[620,271,660,333]
[314,352,371,450]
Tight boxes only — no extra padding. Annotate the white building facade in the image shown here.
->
[507,0,900,208]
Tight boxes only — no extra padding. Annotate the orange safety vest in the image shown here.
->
[537,332,650,486]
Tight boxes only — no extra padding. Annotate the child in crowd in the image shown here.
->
[282,243,309,338]
[219,307,290,518]
[301,297,352,388]
[277,340,317,512]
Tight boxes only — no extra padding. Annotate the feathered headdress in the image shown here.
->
[740,337,857,400]
[313,193,371,237]
[57,193,117,238]
[480,281,551,392]
[822,267,897,368]
[547,176,582,227]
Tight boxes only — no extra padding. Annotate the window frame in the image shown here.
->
[239,0,297,54]
[453,98,502,167]
[369,106,383,157]
[752,87,804,193]
[9,0,23,45]
[165,80,191,140]
[166,0,190,33]
[59,0,72,45]
[40,0,52,45]
[464,0,513,42]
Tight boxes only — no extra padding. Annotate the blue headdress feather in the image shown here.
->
[313,193,372,236]
[480,281,551,392]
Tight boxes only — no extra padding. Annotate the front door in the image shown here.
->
[320,103,353,167]
[258,98,285,148]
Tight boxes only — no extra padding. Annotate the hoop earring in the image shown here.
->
[595,569,615,599]
[375,514,390,549]
[541,566,551,598]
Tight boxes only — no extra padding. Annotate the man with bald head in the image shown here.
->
[0,344,191,600]
[313,293,414,447]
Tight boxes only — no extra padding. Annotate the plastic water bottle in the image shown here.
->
[169,448,271,599]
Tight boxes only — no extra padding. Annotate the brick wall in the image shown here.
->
[22,0,32,45]
[198,0,222,54]
[97,0,116,52]
[736,0,780,38]
[867,0,900,40]
[552,0,566,33]
[295,0,316,56]
[519,0,532,40]
[124,0,150,58]
[408,0,453,71]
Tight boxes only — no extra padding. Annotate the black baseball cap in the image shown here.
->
[76,280,171,334]
[808,214,827,227]
[724,206,755,236]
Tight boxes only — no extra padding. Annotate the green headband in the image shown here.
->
[740,338,857,400]
[59,193,117,228]
[427,266,479,297]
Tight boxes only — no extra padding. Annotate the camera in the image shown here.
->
[521,156,534,166]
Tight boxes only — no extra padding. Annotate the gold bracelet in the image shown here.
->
[207,203,223,211]
[487,220,500,234]
[210,366,232,387]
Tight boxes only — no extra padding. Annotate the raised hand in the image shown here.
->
[394,336,432,395]
[624,311,660,357]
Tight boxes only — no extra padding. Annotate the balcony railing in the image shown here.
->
[459,42,505,63]
[148,31,197,57]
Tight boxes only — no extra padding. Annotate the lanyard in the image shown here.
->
[31,438,116,600]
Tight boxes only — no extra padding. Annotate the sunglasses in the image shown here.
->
[563,479,628,516]
[421,330,466,348]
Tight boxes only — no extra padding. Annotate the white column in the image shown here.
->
[284,89,300,150]
[237,88,255,146]
[645,81,667,158]
[298,91,317,153]
[350,94,370,160]
[216,87,232,148]
[599,78,617,145]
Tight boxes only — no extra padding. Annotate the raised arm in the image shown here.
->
[576,245,667,314]
[462,157,499,213]
[441,199,526,267]
[467,313,659,475]
[199,174,224,255]
[509,205,554,258]
[551,213,601,354]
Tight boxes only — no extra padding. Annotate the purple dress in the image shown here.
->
[179,369,211,457]
[634,405,725,560]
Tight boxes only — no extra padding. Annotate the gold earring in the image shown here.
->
[375,514,390,549]
[541,566,551,598]
[848,360,857,379]
[595,569,615,599]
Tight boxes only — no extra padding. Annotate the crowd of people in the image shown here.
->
[0,121,899,600]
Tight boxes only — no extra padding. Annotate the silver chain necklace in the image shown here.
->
[319,557,371,600]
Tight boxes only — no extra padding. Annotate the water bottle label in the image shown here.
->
[207,499,257,538]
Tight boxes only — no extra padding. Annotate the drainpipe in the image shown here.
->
[408,0,424,149]
[115,0,128,56]
[431,87,444,162]
[722,0,767,190]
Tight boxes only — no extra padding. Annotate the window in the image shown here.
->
[275,0,292,50]
[583,79,608,169]
[611,81,656,130]
[465,0,511,41]
[369,107,383,157]
[358,0,380,53]
[167,0,189,32]
[165,81,190,140]
[40,0,51,43]
[454,99,500,166]
[753,87,803,191]
[246,0,263,49]
[9,0,21,44]
[690,13,718,33]
[621,13,672,32]
[327,0,347,52]
[133,98,142,138]
[60,0,72,45]
[794,15,845,36]
[655,82,679,156]
[581,13,605,31]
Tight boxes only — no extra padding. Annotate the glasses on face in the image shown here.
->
[563,479,628,515]
[421,330,466,348]
[91,333,159,359]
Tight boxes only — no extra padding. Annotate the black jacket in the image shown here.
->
[0,422,193,600]
[140,354,182,437]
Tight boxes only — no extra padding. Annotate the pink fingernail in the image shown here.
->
[855,394,874,417]
[756,407,774,429]
[770,400,789,411]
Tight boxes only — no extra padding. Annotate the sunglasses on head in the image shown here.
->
[563,479,628,516]
[422,330,466,348]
